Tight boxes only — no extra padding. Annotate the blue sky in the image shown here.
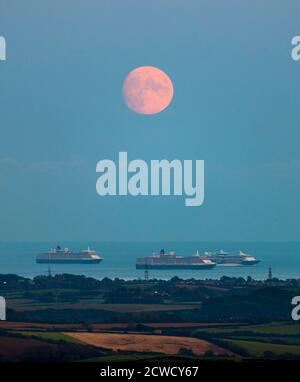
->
[0,0,299,241]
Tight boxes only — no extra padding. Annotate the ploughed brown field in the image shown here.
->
[0,321,83,330]
[66,332,232,356]
[0,321,234,331]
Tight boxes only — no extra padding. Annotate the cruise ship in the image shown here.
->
[36,246,103,264]
[203,250,260,266]
[136,249,216,270]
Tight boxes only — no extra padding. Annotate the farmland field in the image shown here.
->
[0,336,57,361]
[194,322,300,336]
[0,321,239,331]
[240,323,300,335]
[67,332,233,356]
[222,339,300,357]
[8,301,199,313]
[19,331,83,344]
[95,303,199,312]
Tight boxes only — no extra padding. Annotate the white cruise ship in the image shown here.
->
[36,246,103,264]
[203,250,260,266]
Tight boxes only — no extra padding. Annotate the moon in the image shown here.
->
[123,66,174,115]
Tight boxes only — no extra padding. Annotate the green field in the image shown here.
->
[192,321,300,358]
[19,331,84,344]
[225,335,300,346]
[194,322,300,336]
[242,323,300,335]
[8,301,199,312]
[222,339,300,357]
[98,303,199,312]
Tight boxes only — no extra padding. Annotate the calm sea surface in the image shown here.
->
[0,242,299,280]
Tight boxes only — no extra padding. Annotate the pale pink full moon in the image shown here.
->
[123,66,174,115]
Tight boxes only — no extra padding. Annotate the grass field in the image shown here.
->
[96,303,199,312]
[8,301,199,312]
[0,335,57,361]
[224,335,300,346]
[18,331,83,344]
[222,339,300,357]
[66,332,233,356]
[194,322,300,336]
[241,323,300,335]
[192,321,300,358]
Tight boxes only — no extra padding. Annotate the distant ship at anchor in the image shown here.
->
[36,246,103,264]
[203,250,260,266]
[136,249,216,270]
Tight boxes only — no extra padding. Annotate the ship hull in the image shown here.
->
[241,259,260,266]
[136,263,215,270]
[214,260,260,266]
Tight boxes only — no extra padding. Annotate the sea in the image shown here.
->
[0,241,299,281]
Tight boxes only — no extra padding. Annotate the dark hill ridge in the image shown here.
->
[1,273,299,324]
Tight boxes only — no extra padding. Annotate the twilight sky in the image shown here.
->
[0,0,300,241]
